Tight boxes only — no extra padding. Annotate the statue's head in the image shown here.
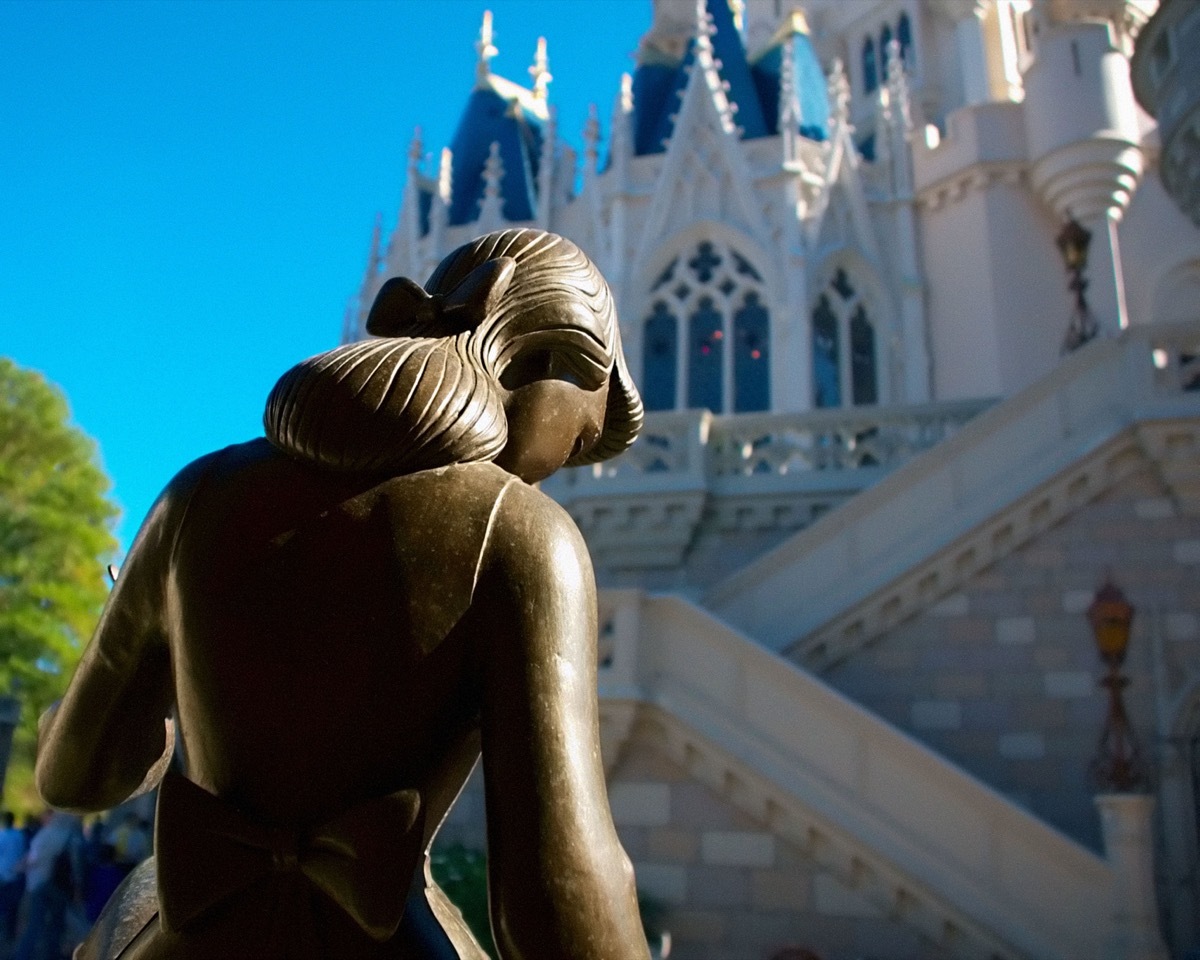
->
[265,230,642,480]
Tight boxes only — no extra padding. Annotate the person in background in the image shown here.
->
[80,823,122,926]
[107,812,149,877]
[13,811,81,960]
[0,811,27,940]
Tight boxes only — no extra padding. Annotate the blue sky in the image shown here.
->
[2,0,646,552]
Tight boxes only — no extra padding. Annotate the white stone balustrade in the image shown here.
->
[542,399,992,572]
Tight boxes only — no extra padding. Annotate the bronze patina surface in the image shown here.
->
[36,230,651,960]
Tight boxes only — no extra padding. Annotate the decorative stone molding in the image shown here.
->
[916,161,1029,213]
[543,401,991,572]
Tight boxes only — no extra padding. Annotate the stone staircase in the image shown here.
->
[576,321,1200,958]
[704,321,1200,666]
[596,591,1113,960]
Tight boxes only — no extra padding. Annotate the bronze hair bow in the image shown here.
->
[366,258,516,338]
[155,774,424,942]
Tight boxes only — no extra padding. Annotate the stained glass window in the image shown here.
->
[850,305,878,405]
[688,297,724,412]
[812,294,840,408]
[643,301,678,411]
[897,12,913,66]
[812,270,880,408]
[734,292,770,412]
[641,239,770,413]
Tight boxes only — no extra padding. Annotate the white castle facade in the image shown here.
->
[346,2,1200,957]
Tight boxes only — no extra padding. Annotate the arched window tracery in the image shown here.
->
[643,301,678,412]
[897,11,913,65]
[811,267,880,408]
[640,238,771,413]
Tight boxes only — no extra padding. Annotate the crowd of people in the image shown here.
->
[0,808,150,960]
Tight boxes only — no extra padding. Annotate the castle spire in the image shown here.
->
[477,141,506,228]
[437,147,453,206]
[609,74,633,181]
[693,0,715,49]
[620,71,634,116]
[885,39,913,136]
[475,10,498,86]
[779,34,799,164]
[529,36,552,102]
[537,106,558,228]
[828,58,851,130]
[583,103,601,178]
[406,127,423,179]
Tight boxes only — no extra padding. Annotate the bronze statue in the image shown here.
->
[35,230,652,960]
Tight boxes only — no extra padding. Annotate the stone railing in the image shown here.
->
[595,591,1114,960]
[542,400,993,573]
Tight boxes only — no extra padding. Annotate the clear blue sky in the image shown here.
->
[2,0,646,553]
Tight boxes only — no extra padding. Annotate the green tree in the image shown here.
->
[0,358,117,735]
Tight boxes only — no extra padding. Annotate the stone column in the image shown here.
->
[1095,793,1170,960]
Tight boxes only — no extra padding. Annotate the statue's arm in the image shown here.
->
[475,483,649,960]
[36,456,209,813]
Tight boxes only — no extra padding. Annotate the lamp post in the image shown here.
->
[1057,214,1099,354]
[1087,581,1147,792]
[1085,580,1170,959]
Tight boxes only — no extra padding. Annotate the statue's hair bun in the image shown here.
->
[264,334,506,475]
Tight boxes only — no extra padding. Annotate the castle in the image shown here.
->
[346,2,1200,957]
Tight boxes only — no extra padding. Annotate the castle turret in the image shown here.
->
[1023,10,1144,332]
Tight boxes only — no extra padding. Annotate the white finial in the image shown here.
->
[476,10,498,84]
[885,39,912,134]
[537,106,557,227]
[729,0,745,34]
[583,103,601,174]
[779,35,799,162]
[478,141,506,225]
[828,58,851,126]
[779,35,798,129]
[694,0,715,46]
[438,147,453,203]
[529,36,552,101]
[407,127,423,173]
[368,211,382,265]
[483,142,504,200]
[619,72,634,114]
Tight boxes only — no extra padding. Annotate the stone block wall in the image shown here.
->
[817,467,1200,852]
[434,741,945,960]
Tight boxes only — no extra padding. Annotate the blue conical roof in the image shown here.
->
[750,13,830,142]
[629,0,769,157]
[447,76,546,226]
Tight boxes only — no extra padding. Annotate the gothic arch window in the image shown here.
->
[642,301,678,412]
[862,37,878,94]
[641,238,771,413]
[811,267,880,408]
[880,23,894,73]
[897,12,913,65]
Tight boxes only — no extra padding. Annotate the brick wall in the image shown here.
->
[434,742,943,960]
[817,467,1200,851]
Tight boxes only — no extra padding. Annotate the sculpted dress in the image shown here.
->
[37,227,650,960]
[38,440,636,959]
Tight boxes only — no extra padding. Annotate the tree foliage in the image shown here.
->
[0,358,117,729]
